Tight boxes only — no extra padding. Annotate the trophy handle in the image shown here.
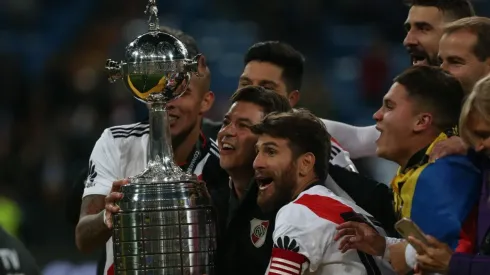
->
[188,54,204,77]
[106,59,123,83]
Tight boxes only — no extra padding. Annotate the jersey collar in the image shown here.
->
[401,127,457,174]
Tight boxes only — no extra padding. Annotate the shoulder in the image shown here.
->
[202,118,222,139]
[419,155,481,182]
[207,138,220,160]
[201,137,228,183]
[275,186,355,228]
[108,121,149,139]
[290,186,356,226]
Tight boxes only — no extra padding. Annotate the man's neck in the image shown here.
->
[173,125,201,165]
[292,175,319,199]
[398,134,439,170]
[229,168,254,201]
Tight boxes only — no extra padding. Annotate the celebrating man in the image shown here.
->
[335,66,481,274]
[251,110,394,274]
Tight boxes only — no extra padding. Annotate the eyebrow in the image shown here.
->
[445,55,465,63]
[223,115,255,125]
[239,76,279,87]
[383,98,395,106]
[237,118,254,124]
[404,21,433,31]
[255,141,278,150]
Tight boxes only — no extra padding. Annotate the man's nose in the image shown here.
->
[253,153,264,170]
[373,108,383,122]
[403,30,418,48]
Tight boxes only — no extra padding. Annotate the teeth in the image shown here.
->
[258,181,272,191]
[169,116,177,122]
[222,143,234,150]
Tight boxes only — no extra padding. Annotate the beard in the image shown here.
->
[407,47,440,66]
[257,163,298,214]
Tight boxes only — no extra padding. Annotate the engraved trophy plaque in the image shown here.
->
[105,1,217,274]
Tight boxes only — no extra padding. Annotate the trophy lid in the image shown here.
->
[106,0,200,103]
[124,31,190,64]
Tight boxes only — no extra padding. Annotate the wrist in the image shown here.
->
[384,237,403,260]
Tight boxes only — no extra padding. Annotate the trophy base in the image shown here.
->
[113,266,215,275]
[113,167,217,275]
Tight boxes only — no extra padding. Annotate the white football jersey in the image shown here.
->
[265,185,394,275]
[82,121,222,275]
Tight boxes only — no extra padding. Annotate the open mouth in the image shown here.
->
[220,141,235,152]
[411,54,428,66]
[168,115,178,123]
[256,177,273,190]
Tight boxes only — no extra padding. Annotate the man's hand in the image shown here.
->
[429,136,468,162]
[389,241,412,275]
[104,179,129,229]
[334,221,386,256]
[409,235,452,274]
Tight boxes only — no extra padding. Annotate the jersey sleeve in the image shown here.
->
[82,129,121,198]
[410,155,481,251]
[266,203,333,274]
[321,119,379,159]
[330,140,357,173]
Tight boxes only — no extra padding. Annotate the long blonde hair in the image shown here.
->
[460,74,490,145]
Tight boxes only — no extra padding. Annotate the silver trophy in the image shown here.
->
[105,1,217,274]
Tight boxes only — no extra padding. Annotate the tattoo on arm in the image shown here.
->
[75,195,111,253]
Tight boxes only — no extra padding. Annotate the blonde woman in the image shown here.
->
[411,75,490,275]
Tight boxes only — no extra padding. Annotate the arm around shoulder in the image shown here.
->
[321,119,379,159]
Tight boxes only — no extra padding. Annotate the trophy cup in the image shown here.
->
[105,1,217,274]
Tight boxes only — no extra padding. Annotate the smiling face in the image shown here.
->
[373,82,419,164]
[439,30,490,93]
[253,134,298,213]
[217,101,265,172]
[403,6,446,66]
[165,68,213,144]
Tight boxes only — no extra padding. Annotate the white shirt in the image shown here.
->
[82,121,220,275]
[265,185,394,275]
[321,119,379,159]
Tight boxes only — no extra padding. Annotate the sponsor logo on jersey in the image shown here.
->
[86,160,97,188]
[273,236,300,253]
[250,218,269,248]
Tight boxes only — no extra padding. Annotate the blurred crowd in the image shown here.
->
[1,0,490,270]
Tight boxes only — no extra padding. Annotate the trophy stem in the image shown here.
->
[147,102,181,173]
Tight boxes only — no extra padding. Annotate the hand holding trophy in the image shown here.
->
[105,1,217,274]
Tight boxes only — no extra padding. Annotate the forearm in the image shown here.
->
[75,211,111,253]
[321,119,379,159]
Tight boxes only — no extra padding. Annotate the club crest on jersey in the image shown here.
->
[250,218,269,248]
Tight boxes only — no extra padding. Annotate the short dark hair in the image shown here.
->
[250,109,331,182]
[244,41,305,93]
[444,16,490,62]
[404,0,475,20]
[394,66,465,131]
[159,26,200,58]
[230,86,293,115]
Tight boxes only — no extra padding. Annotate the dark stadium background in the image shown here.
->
[0,0,489,273]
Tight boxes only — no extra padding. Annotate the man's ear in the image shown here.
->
[298,152,315,177]
[288,90,300,107]
[413,112,433,133]
[200,91,215,114]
